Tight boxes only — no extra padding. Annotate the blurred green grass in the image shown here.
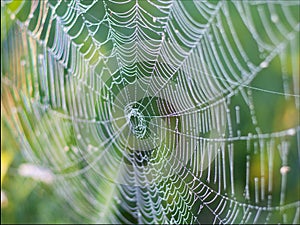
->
[1,118,76,224]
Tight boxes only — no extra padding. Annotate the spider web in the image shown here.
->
[1,0,300,224]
